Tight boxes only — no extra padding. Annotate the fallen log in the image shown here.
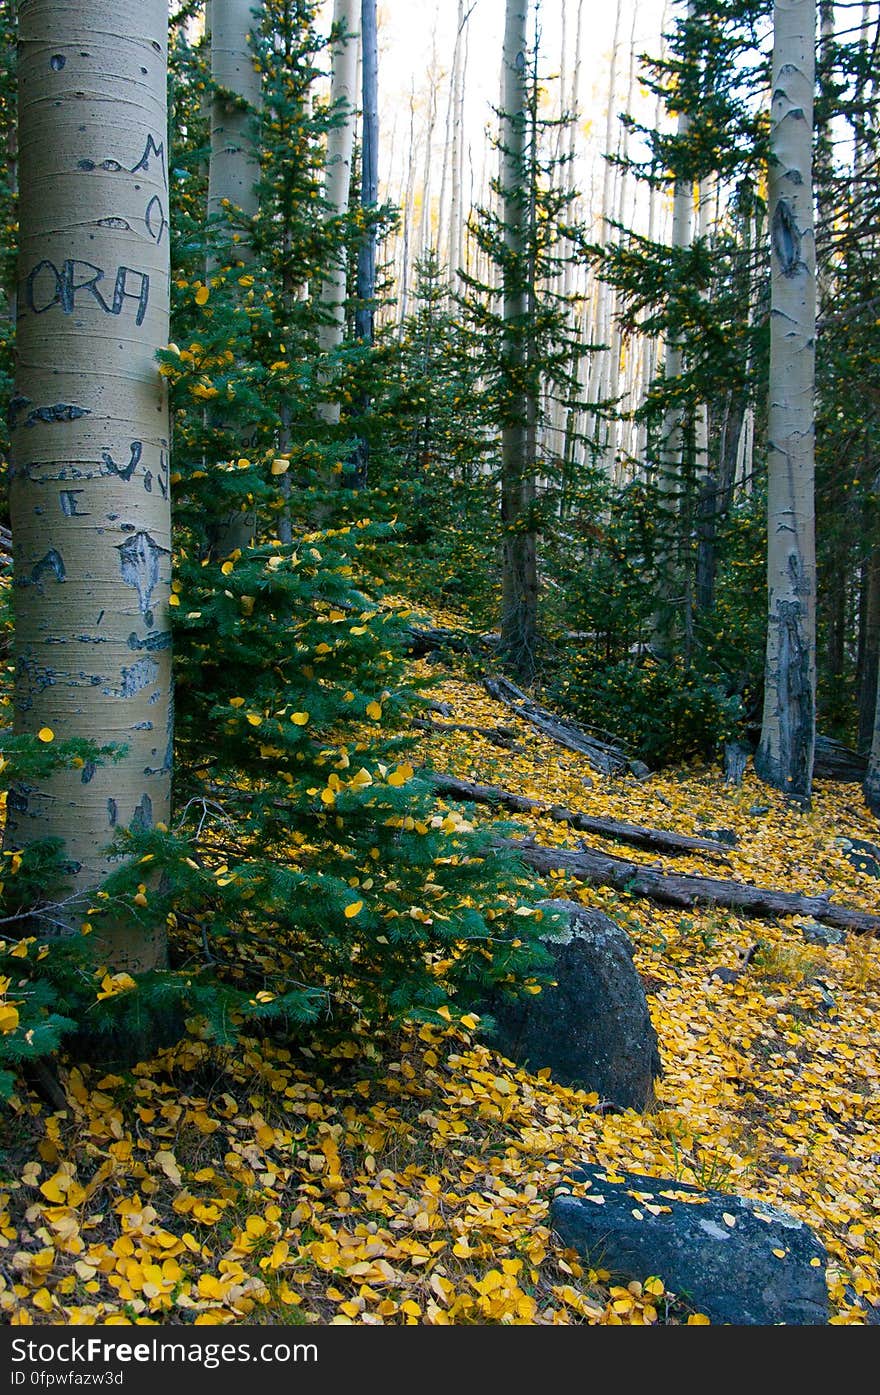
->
[405,626,493,659]
[496,837,880,935]
[482,675,637,776]
[814,735,867,783]
[413,720,522,750]
[429,773,733,857]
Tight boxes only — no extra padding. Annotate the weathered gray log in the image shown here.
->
[551,1165,829,1325]
[405,626,492,658]
[482,675,634,775]
[497,837,880,934]
[429,773,733,857]
[413,721,522,750]
[813,735,867,782]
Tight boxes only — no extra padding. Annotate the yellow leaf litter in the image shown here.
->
[2,654,880,1327]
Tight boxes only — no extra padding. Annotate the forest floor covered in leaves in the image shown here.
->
[2,645,880,1326]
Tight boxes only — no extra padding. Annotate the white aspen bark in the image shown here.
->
[652,0,695,653]
[398,80,417,329]
[658,117,693,481]
[586,0,623,454]
[419,30,439,256]
[9,0,172,971]
[602,0,639,480]
[637,13,668,469]
[568,0,584,170]
[437,0,463,275]
[737,405,754,494]
[755,0,817,803]
[499,0,537,679]
[208,0,263,248]
[316,0,358,428]
[448,9,469,289]
[694,176,712,477]
[207,0,263,554]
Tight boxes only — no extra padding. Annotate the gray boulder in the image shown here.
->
[477,900,661,1112]
[550,1164,829,1325]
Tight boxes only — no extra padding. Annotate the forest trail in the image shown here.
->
[2,641,880,1326]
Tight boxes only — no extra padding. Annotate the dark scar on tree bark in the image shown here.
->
[60,490,89,516]
[7,394,31,429]
[128,630,172,652]
[117,531,170,620]
[131,134,168,189]
[131,793,153,830]
[771,199,803,277]
[102,441,142,482]
[22,259,150,326]
[17,549,66,591]
[22,403,91,428]
[145,196,167,245]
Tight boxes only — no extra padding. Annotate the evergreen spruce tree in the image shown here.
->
[0,0,552,1092]
[457,0,594,680]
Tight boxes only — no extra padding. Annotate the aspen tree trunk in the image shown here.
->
[586,0,623,457]
[652,89,693,655]
[398,80,417,330]
[317,0,358,427]
[693,177,711,483]
[208,0,262,258]
[351,0,378,488]
[8,0,172,971]
[437,0,463,276]
[755,0,817,803]
[555,0,584,487]
[419,32,439,256]
[602,0,639,482]
[448,7,469,290]
[499,0,537,680]
[637,36,668,470]
[207,0,263,555]
[694,179,746,620]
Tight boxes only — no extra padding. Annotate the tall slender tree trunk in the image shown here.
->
[652,72,693,656]
[317,0,358,426]
[447,4,469,291]
[206,0,264,555]
[865,645,880,813]
[8,0,172,971]
[755,0,817,803]
[857,488,880,752]
[499,0,537,680]
[586,0,623,457]
[208,0,262,240]
[351,0,378,488]
[398,80,417,329]
[695,203,752,617]
[418,29,439,257]
[0,15,16,340]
